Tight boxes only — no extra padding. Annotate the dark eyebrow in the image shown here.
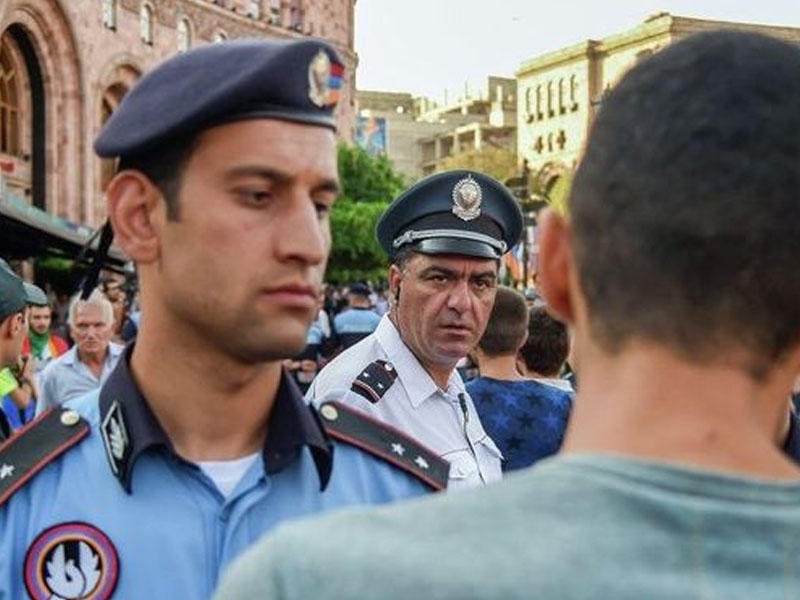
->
[418,266,458,278]
[224,166,340,195]
[471,270,498,281]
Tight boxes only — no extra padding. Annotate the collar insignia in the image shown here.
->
[452,175,482,221]
[101,400,130,477]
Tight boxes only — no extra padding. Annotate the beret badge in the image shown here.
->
[451,175,482,221]
[309,50,335,108]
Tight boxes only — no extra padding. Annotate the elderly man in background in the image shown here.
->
[36,289,123,412]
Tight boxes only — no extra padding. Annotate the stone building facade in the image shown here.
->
[516,13,800,202]
[0,0,356,227]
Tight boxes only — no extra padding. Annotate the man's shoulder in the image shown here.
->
[311,334,383,396]
[0,396,100,508]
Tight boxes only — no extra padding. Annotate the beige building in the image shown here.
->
[516,12,800,201]
[356,77,516,180]
[0,0,355,250]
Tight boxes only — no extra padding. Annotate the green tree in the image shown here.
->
[438,147,518,182]
[327,144,406,283]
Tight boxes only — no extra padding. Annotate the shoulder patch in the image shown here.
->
[318,400,448,491]
[0,407,90,507]
[350,359,397,404]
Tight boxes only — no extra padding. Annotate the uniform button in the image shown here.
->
[60,410,81,427]
[320,404,338,421]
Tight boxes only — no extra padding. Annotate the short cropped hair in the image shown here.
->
[569,31,800,379]
[477,286,528,356]
[117,131,200,220]
[519,307,568,377]
[68,289,114,326]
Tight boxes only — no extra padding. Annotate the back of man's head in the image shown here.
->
[570,31,800,380]
[476,286,528,357]
[519,307,569,378]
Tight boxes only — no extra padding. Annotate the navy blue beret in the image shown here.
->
[95,38,344,158]
[376,170,523,260]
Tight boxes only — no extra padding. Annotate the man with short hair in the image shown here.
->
[0,261,39,440]
[518,306,573,393]
[216,31,800,599]
[332,282,381,350]
[0,39,429,598]
[22,299,69,375]
[307,170,523,490]
[467,287,572,471]
[36,290,123,412]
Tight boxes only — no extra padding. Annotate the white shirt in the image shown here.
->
[307,315,502,490]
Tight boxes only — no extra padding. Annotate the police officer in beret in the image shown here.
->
[307,170,524,490]
[0,39,434,599]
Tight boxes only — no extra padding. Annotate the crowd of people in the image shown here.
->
[1,29,800,599]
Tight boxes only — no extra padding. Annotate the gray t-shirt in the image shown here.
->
[215,454,800,599]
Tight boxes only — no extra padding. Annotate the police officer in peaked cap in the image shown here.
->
[0,39,434,599]
[308,170,523,490]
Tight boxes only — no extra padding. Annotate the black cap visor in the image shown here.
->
[409,237,502,260]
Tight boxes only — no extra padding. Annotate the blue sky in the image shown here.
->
[355,0,800,100]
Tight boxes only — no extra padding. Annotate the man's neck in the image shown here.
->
[477,354,524,382]
[77,346,109,369]
[130,317,281,463]
[562,341,800,480]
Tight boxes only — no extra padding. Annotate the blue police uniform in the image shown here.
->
[0,38,443,600]
[0,348,433,598]
[333,307,381,349]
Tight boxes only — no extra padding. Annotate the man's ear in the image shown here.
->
[106,170,164,264]
[388,264,403,304]
[536,209,576,325]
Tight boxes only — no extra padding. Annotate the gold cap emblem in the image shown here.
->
[452,175,482,221]
[308,50,331,108]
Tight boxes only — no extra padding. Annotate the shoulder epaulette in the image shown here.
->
[350,359,397,404]
[0,407,90,506]
[318,400,448,491]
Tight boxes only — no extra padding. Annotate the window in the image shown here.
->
[177,17,191,52]
[247,0,261,18]
[140,4,153,45]
[535,84,543,120]
[525,87,534,117]
[569,75,579,111]
[102,0,117,30]
[289,0,302,31]
[0,41,20,155]
[547,80,555,117]
[558,78,566,114]
[267,0,281,25]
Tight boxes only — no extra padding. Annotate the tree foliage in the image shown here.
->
[438,147,518,182]
[327,144,406,283]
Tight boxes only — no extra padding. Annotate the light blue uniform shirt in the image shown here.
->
[333,307,381,349]
[0,350,428,599]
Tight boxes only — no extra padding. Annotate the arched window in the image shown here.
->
[177,17,191,52]
[140,4,154,45]
[213,30,228,43]
[102,0,118,30]
[547,80,555,117]
[0,40,20,155]
[558,78,566,114]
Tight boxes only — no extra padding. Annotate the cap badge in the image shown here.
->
[309,50,331,107]
[452,176,482,221]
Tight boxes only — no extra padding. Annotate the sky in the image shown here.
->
[355,0,800,101]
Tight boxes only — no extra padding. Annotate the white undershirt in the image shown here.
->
[198,452,261,498]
